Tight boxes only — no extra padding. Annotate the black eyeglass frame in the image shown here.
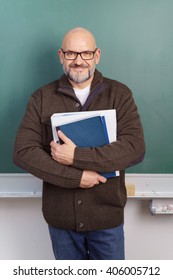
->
[61,48,98,60]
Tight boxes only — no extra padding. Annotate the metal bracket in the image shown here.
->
[150,199,173,214]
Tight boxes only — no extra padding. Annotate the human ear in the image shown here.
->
[95,48,101,64]
[58,49,64,64]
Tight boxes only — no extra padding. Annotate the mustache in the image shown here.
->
[69,63,89,69]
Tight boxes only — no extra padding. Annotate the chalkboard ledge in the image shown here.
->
[0,173,173,198]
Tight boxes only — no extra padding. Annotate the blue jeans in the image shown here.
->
[48,224,125,260]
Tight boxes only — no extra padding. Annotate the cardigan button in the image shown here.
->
[77,200,82,205]
[75,102,80,108]
[78,222,84,228]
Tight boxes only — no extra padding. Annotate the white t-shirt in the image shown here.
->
[74,85,91,106]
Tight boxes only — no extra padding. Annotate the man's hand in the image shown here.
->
[80,170,107,189]
[50,130,76,165]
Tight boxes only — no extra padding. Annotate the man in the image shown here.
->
[13,27,145,260]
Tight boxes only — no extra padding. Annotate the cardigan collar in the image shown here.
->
[57,70,105,111]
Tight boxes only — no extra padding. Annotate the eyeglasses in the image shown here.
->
[61,48,98,60]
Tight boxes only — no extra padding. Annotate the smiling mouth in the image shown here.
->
[73,67,86,71]
[71,67,88,74]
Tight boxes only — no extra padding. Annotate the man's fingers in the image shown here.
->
[57,130,72,144]
[98,175,107,184]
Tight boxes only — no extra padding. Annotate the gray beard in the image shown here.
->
[64,66,95,84]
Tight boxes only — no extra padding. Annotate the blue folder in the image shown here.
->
[57,116,109,147]
[56,115,117,178]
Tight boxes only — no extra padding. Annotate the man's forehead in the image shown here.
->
[62,29,96,50]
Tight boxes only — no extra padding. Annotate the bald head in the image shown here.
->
[61,27,97,51]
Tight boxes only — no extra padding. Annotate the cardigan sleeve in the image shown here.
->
[13,91,83,189]
[73,87,145,173]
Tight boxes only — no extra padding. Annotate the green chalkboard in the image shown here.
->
[0,0,173,173]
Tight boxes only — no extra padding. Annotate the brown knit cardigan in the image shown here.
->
[13,70,145,231]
